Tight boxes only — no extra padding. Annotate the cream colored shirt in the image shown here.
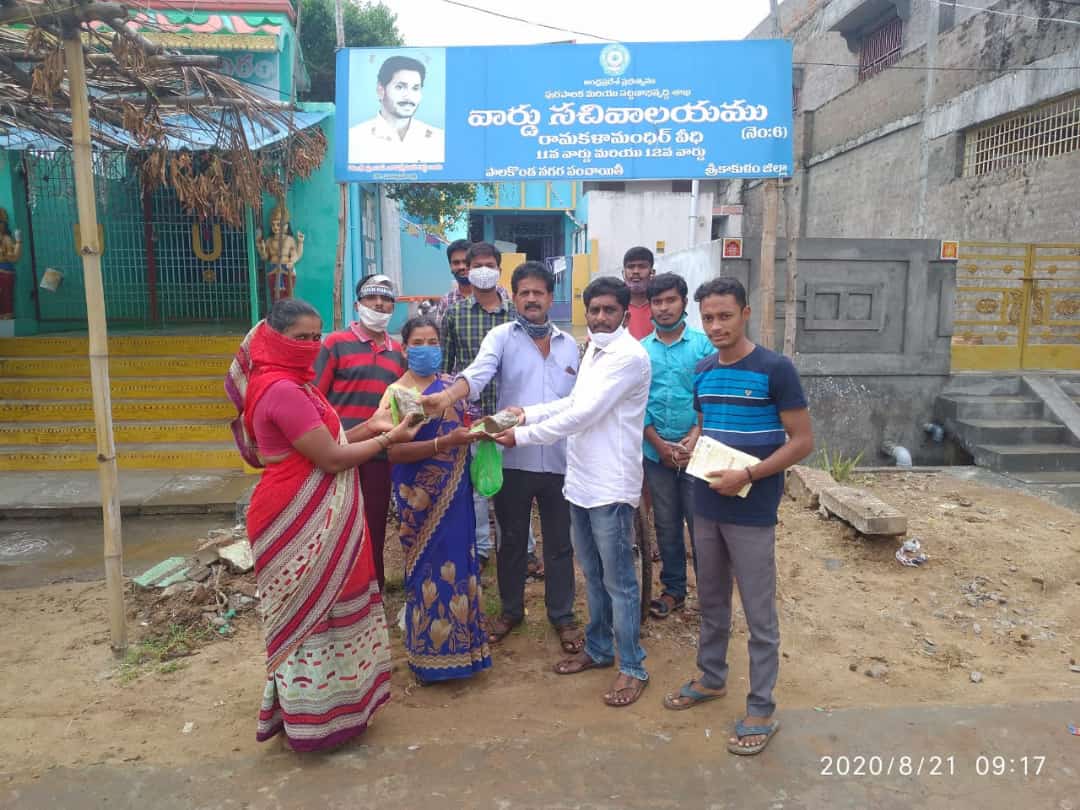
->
[348,113,445,164]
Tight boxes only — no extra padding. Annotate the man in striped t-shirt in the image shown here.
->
[662,277,813,757]
[314,274,406,589]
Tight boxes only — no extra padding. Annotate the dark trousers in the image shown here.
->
[358,459,391,591]
[493,468,575,627]
[643,458,698,601]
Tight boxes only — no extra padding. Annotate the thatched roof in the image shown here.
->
[0,1,326,226]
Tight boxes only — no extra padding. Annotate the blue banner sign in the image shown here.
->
[335,40,793,183]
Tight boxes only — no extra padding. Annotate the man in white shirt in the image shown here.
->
[495,276,652,708]
[348,55,445,165]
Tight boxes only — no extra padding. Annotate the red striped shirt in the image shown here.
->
[314,326,405,429]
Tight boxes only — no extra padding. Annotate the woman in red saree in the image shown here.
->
[226,299,420,752]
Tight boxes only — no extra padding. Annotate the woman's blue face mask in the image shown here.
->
[407,344,442,377]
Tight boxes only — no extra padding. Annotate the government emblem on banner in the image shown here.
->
[600,43,631,76]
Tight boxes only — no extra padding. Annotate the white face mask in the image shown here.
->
[587,325,625,349]
[468,268,500,290]
[357,303,392,332]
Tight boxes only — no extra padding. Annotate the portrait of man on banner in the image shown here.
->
[347,49,446,165]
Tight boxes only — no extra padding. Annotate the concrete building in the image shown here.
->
[584,0,1079,258]
[737,0,1080,243]
[582,181,716,275]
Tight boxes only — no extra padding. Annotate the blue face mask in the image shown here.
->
[407,344,442,377]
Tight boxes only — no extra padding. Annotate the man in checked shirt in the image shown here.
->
[441,242,520,573]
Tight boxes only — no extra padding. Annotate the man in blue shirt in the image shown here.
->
[641,273,714,620]
[662,277,813,758]
[423,261,583,654]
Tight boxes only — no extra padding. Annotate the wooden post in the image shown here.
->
[760,0,781,352]
[63,32,126,654]
[333,0,347,328]
[758,179,779,350]
[782,188,799,357]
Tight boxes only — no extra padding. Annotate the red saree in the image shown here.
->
[227,323,391,752]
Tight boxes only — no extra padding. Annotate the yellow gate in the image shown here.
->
[952,242,1080,371]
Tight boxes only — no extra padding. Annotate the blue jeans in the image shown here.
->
[569,502,647,681]
[643,458,697,601]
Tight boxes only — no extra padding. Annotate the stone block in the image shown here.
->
[820,485,908,536]
[786,465,837,509]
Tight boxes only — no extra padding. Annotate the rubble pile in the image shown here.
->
[129,525,257,640]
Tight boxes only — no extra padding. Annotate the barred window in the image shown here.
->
[858,16,903,81]
[963,93,1080,177]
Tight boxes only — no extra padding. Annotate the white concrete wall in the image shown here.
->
[586,190,714,278]
[379,189,402,293]
[653,239,726,333]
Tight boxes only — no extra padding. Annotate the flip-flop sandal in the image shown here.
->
[604,676,649,708]
[727,719,780,756]
[663,680,726,710]
[555,624,584,654]
[553,652,613,675]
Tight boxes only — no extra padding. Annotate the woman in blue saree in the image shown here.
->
[385,316,492,683]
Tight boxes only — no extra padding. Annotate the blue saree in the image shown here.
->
[392,376,492,682]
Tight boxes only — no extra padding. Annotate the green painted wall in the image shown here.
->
[0,150,36,336]
[264,102,338,329]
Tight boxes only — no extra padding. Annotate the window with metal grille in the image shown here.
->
[793,85,801,113]
[858,16,903,81]
[963,93,1080,177]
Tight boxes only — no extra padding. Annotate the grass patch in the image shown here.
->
[119,623,210,683]
[481,585,501,620]
[815,445,863,483]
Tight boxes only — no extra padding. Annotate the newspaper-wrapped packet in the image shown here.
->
[388,384,428,427]
[469,409,520,437]
[685,435,759,498]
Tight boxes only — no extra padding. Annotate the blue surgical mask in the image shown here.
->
[407,345,442,377]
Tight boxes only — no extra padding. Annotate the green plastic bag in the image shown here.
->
[470,438,504,497]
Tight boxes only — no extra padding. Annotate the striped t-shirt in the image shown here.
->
[693,345,807,526]
[314,325,406,430]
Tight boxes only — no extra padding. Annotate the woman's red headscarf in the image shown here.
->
[225,321,326,468]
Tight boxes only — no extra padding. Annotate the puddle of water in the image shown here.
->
[0,515,235,589]
[0,532,74,564]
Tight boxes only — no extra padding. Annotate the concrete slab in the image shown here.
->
[5,700,1078,809]
[140,471,255,510]
[786,465,837,509]
[820,485,908,535]
[0,470,254,518]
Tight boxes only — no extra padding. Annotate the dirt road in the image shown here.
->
[0,472,1077,807]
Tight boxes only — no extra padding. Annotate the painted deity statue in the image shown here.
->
[0,208,22,320]
[255,201,304,303]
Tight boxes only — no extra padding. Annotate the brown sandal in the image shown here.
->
[553,651,613,675]
[555,623,584,654]
[486,614,520,644]
[603,675,649,707]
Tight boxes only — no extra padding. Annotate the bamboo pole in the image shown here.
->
[63,31,126,654]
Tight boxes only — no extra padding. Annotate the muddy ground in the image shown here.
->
[0,471,1077,779]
